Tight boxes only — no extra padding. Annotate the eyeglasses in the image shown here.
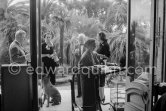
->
[46,36,51,39]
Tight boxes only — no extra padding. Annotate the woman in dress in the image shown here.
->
[42,32,59,85]
[96,32,110,102]
[96,32,110,59]
[79,39,102,111]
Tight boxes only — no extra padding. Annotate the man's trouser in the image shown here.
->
[77,74,82,96]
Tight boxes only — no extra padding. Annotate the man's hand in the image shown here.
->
[93,51,108,59]
[99,54,108,59]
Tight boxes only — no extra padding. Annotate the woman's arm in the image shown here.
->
[93,51,108,59]
[41,54,51,58]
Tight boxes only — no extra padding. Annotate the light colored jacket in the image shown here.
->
[9,40,26,64]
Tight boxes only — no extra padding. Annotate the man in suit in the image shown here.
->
[76,33,87,97]
[9,30,29,64]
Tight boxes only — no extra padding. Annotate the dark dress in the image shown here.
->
[79,51,101,111]
[153,93,166,111]
[96,41,110,58]
[42,42,58,85]
[96,41,110,87]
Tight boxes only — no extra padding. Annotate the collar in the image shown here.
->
[100,41,106,46]
[100,43,104,46]
[14,40,23,48]
[14,40,20,45]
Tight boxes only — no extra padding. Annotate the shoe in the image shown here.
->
[100,96,105,103]
[52,102,61,106]
[49,99,54,103]
[77,95,81,98]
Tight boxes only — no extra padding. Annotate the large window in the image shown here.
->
[128,0,151,80]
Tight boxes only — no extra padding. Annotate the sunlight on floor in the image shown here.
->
[40,87,115,111]
[40,89,71,111]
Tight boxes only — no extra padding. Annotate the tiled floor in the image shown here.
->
[0,78,126,111]
[40,89,72,111]
[40,86,125,111]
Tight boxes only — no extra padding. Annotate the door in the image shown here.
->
[126,0,151,111]
[149,0,166,110]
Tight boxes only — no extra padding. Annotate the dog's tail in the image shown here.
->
[52,88,61,105]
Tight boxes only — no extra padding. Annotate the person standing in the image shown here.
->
[96,32,110,58]
[42,32,59,85]
[79,39,102,111]
[9,30,30,64]
[96,32,110,102]
[76,33,86,97]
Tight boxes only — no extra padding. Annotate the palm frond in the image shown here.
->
[109,33,126,63]
[108,29,150,64]
[41,0,55,19]
[105,0,127,32]
[7,0,15,7]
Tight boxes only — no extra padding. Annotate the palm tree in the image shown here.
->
[41,0,56,21]
[108,27,150,66]
[108,31,126,63]
[105,0,127,32]
[50,14,71,65]
[0,0,29,19]
[0,0,30,69]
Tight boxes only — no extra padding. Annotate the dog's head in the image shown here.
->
[42,74,50,85]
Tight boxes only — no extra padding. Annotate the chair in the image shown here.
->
[125,81,149,111]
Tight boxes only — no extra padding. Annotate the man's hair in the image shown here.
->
[43,31,54,39]
[15,30,26,40]
[84,38,96,48]
[78,33,85,38]
[78,33,86,44]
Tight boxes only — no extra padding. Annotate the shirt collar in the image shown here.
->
[14,40,22,47]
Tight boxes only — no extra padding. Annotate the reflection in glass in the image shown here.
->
[130,0,151,79]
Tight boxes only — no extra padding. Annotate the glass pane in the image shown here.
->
[0,0,30,110]
[130,0,151,79]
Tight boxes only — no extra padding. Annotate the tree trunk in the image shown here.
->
[0,0,7,9]
[0,0,6,21]
[60,23,64,65]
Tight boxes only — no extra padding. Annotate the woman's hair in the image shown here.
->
[98,32,107,42]
[43,32,53,39]
[84,38,96,49]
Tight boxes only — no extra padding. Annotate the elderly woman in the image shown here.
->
[42,32,59,85]
[78,33,87,55]
[79,38,102,111]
